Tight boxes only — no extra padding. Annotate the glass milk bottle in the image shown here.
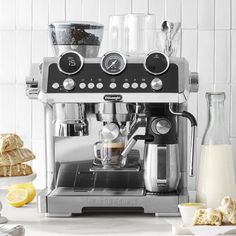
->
[197,92,236,208]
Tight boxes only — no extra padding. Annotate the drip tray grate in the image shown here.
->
[90,164,141,172]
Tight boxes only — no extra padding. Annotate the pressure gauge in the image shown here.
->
[101,52,127,75]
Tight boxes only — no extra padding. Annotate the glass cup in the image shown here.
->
[124,14,156,55]
[108,13,156,56]
[93,137,127,168]
[108,15,125,52]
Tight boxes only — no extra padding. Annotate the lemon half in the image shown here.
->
[8,183,36,203]
[6,188,29,207]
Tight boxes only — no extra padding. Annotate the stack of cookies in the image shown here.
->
[0,134,35,177]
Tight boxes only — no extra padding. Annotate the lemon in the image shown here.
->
[6,188,28,207]
[8,183,36,203]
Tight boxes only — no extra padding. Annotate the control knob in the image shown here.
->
[63,78,75,90]
[152,119,172,135]
[151,78,163,91]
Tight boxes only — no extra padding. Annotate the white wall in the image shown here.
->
[0,0,235,188]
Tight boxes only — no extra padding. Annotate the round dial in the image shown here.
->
[101,52,126,75]
[58,51,83,75]
[144,51,169,75]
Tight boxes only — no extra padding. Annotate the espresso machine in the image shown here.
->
[26,21,198,216]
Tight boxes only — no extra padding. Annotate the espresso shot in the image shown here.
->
[102,142,125,167]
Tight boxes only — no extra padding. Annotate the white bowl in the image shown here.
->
[178,203,205,226]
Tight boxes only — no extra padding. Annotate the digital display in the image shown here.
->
[58,52,83,75]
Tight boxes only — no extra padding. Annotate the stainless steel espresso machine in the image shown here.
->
[26,22,198,216]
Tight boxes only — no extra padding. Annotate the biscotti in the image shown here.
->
[193,208,223,226]
[0,148,35,167]
[0,164,32,177]
[0,134,23,153]
[219,196,236,224]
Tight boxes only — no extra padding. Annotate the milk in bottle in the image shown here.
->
[196,93,236,208]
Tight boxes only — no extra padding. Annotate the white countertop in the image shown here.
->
[0,190,184,236]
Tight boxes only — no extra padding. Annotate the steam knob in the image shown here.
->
[155,119,171,135]
[151,78,163,91]
[63,78,75,90]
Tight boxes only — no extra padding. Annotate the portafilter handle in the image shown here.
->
[169,104,197,177]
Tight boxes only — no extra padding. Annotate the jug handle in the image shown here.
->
[169,104,197,177]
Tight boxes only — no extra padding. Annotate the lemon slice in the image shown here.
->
[8,183,36,203]
[6,188,28,207]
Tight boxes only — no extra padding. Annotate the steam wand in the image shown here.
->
[169,103,197,177]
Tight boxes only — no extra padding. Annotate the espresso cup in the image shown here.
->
[93,141,126,168]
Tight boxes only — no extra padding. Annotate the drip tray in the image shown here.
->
[51,187,144,196]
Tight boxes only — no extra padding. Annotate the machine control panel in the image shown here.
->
[46,51,181,93]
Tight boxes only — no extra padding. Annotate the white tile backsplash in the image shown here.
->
[182,30,198,71]
[0,0,236,188]
[99,0,115,27]
[16,31,31,83]
[65,0,82,21]
[232,0,236,29]
[132,0,148,14]
[32,30,48,63]
[165,0,181,22]
[32,0,49,30]
[215,0,231,29]
[198,0,215,30]
[82,0,99,21]
[15,84,32,140]
[182,0,198,29]
[32,139,46,189]
[215,30,230,83]
[49,0,65,23]
[32,101,45,140]
[16,0,32,30]
[115,0,131,15]
[149,0,165,28]
[0,85,16,133]
[0,31,16,84]
[0,0,15,30]
[198,31,214,84]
